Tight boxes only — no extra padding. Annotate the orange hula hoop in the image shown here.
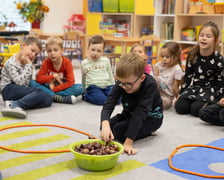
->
[0,124,97,153]
[168,144,224,179]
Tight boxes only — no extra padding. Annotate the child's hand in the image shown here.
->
[124,138,137,155]
[53,74,63,85]
[218,98,224,107]
[100,120,114,143]
[49,81,55,90]
[21,55,32,65]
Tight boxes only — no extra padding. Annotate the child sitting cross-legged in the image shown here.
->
[100,53,163,155]
[29,36,84,104]
[81,35,115,105]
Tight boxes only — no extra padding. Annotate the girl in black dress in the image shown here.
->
[175,21,224,117]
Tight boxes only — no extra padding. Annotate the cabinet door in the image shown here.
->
[135,0,155,15]
[86,14,101,35]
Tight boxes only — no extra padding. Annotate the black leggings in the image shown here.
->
[110,113,163,142]
[175,96,207,117]
[199,104,224,126]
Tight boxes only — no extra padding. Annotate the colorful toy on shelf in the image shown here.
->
[181,27,195,41]
[63,14,85,33]
[141,24,154,36]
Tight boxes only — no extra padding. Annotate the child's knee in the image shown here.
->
[85,94,107,105]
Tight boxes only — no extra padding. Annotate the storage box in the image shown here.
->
[119,0,134,12]
[189,4,214,14]
[88,0,103,12]
[215,4,224,14]
[103,0,119,12]
[0,44,21,65]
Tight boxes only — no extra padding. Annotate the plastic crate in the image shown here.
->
[0,44,21,65]
[103,0,119,12]
[215,4,224,14]
[119,0,134,12]
[88,0,103,12]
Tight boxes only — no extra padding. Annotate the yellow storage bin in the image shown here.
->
[0,44,21,65]
[103,0,119,12]
[119,0,134,12]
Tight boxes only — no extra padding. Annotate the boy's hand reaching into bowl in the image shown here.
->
[100,120,114,143]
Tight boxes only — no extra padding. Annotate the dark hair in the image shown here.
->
[116,53,145,78]
[188,21,219,63]
[23,36,42,51]
[88,35,105,48]
[161,42,181,67]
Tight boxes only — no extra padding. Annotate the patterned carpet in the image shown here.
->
[0,116,146,180]
[1,100,224,180]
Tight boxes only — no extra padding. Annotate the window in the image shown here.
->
[0,0,30,31]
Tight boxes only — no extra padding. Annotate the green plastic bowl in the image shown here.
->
[69,139,124,171]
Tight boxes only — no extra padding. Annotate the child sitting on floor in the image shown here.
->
[154,42,184,110]
[0,36,52,119]
[29,36,84,104]
[100,53,163,155]
[81,35,115,105]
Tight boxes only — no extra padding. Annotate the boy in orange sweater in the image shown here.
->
[29,36,84,104]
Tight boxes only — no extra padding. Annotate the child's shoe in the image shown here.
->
[53,95,76,104]
[2,101,27,119]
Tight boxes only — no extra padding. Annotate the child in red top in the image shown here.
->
[29,36,84,104]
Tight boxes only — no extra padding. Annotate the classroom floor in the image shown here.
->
[1,60,224,180]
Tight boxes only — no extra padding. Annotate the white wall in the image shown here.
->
[42,0,82,33]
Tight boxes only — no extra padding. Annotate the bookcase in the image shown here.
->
[174,0,224,44]
[85,0,224,45]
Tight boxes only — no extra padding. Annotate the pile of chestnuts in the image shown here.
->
[75,142,119,155]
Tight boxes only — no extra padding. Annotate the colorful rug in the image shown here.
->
[150,138,224,180]
[0,117,145,179]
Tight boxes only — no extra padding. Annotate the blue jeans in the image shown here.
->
[83,85,114,105]
[2,83,52,110]
[29,80,84,97]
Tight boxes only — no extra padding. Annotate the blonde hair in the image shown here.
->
[130,43,147,55]
[46,36,63,49]
[116,53,145,78]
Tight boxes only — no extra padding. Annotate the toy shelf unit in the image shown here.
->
[63,14,85,33]
[99,13,134,37]
[174,0,224,45]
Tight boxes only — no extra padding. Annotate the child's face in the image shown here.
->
[132,46,146,59]
[159,48,173,67]
[115,74,145,94]
[198,26,215,52]
[22,43,40,61]
[46,44,63,63]
[88,43,104,61]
